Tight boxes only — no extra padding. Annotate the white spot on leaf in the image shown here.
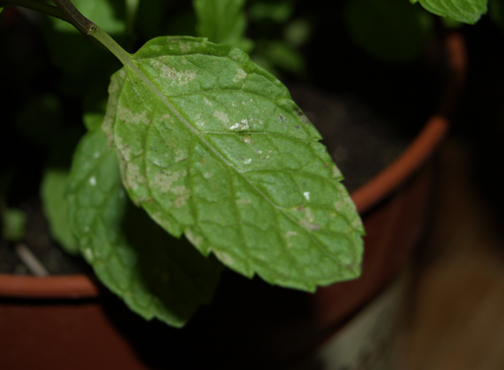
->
[213,111,230,125]
[303,191,310,201]
[174,149,188,163]
[230,119,249,131]
[84,248,93,261]
[153,170,187,193]
[232,68,247,82]
[179,41,191,53]
[118,106,150,125]
[150,59,196,85]
[332,165,342,179]
[89,176,97,186]
[125,163,146,191]
[284,231,298,238]
[214,250,235,266]
[185,228,203,248]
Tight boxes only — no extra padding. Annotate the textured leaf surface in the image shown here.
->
[41,169,79,254]
[411,0,487,23]
[67,128,222,327]
[103,36,364,292]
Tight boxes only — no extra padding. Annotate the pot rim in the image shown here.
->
[0,34,466,299]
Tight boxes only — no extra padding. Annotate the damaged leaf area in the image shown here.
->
[103,36,364,291]
[67,128,222,327]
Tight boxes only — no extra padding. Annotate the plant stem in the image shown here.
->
[87,25,134,65]
[0,0,68,22]
[3,0,134,68]
[52,0,94,34]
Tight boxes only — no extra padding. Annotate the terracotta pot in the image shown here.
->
[0,34,466,370]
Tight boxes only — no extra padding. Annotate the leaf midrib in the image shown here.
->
[120,51,347,279]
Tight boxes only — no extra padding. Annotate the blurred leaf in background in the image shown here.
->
[193,0,253,52]
[40,169,78,254]
[1,207,27,242]
[490,0,504,31]
[344,0,433,63]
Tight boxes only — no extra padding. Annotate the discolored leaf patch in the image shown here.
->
[103,36,364,292]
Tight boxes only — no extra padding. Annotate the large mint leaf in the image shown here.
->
[103,36,364,292]
[67,128,222,327]
[410,0,487,24]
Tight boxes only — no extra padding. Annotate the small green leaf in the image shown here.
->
[67,129,222,327]
[411,0,487,24]
[490,0,504,31]
[41,169,79,254]
[257,40,305,73]
[193,0,252,51]
[249,1,294,23]
[345,0,433,63]
[103,36,364,292]
[1,208,27,242]
[83,112,104,132]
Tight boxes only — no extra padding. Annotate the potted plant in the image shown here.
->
[0,0,473,368]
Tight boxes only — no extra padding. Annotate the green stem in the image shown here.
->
[52,0,135,67]
[52,0,94,34]
[2,0,134,68]
[0,0,68,22]
[87,25,134,65]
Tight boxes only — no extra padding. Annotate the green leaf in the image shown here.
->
[103,36,364,292]
[67,128,222,327]
[490,0,504,31]
[83,112,105,132]
[193,0,252,51]
[344,0,433,63]
[1,208,27,242]
[256,40,305,73]
[249,1,294,23]
[41,169,79,254]
[411,0,487,24]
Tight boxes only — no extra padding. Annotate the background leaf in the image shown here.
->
[43,0,125,96]
[344,0,433,63]
[0,208,26,242]
[411,0,487,24]
[193,0,253,51]
[490,0,504,31]
[40,169,79,254]
[67,128,222,327]
[103,36,364,292]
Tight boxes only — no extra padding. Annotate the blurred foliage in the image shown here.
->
[343,0,434,63]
